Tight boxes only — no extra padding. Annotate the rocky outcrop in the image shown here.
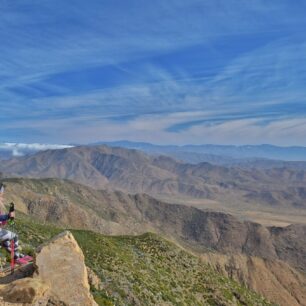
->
[0,231,97,306]
[0,278,48,305]
[34,231,97,306]
[201,252,306,306]
[87,267,103,291]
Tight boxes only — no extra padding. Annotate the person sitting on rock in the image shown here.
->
[0,184,32,264]
[0,203,27,263]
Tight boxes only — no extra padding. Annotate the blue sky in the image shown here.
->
[1,0,306,145]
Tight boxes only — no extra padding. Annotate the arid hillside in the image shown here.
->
[3,177,305,306]
[3,177,306,274]
[201,252,306,306]
[6,224,275,306]
[1,145,306,212]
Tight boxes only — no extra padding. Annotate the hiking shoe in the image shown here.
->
[16,256,33,265]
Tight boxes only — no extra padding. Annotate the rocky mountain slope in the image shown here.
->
[74,231,273,306]
[0,146,305,305]
[12,217,306,306]
[0,177,303,304]
[1,145,306,210]
[6,219,274,306]
[201,253,306,306]
[3,178,306,276]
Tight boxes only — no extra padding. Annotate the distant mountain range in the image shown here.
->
[1,145,306,210]
[2,141,306,164]
[96,140,306,164]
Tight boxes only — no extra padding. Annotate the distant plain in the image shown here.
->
[158,195,306,226]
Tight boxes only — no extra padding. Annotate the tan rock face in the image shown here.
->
[0,278,49,306]
[34,231,97,306]
[87,267,103,291]
[0,278,48,305]
[201,252,306,306]
[0,231,97,306]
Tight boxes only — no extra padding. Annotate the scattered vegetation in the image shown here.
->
[12,213,273,306]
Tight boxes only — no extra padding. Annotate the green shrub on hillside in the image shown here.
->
[14,215,274,306]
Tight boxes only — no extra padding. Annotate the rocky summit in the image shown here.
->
[0,231,97,306]
[0,220,275,306]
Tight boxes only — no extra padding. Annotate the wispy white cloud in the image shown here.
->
[0,0,300,86]
[1,0,306,145]
[4,110,306,146]
[0,143,73,157]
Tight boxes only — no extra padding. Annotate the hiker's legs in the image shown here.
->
[0,229,22,259]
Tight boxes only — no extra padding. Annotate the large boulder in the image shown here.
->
[0,231,97,305]
[34,231,97,306]
[0,278,48,305]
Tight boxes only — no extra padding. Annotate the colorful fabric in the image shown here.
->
[1,229,22,259]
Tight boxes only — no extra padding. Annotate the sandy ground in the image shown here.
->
[157,195,306,227]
